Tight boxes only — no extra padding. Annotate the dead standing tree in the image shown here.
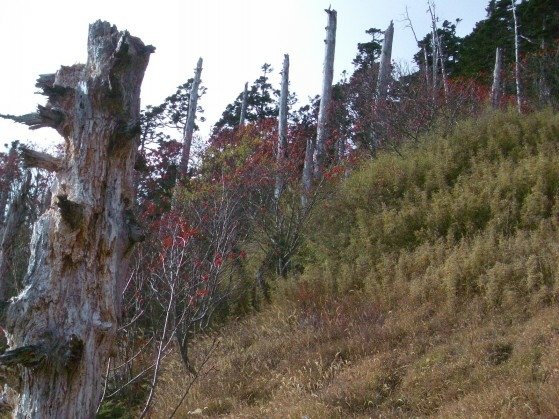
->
[275,54,289,200]
[0,21,152,416]
[491,47,503,108]
[313,7,337,179]
[239,82,249,126]
[179,57,203,179]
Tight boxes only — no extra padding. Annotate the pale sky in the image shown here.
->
[0,0,489,147]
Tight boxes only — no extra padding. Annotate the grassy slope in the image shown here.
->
[154,110,559,417]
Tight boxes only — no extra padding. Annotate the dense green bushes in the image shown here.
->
[305,110,559,311]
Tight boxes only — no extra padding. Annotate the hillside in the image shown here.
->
[151,110,559,417]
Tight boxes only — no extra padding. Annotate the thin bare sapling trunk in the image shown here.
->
[511,0,522,112]
[491,47,503,108]
[430,9,438,95]
[239,82,248,126]
[0,21,152,417]
[313,7,337,179]
[275,54,289,200]
[179,57,203,179]
[403,7,430,92]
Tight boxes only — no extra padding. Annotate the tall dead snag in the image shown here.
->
[313,7,337,179]
[0,21,153,417]
[428,1,448,99]
[275,54,289,200]
[179,57,203,179]
[239,82,248,126]
[371,20,394,152]
[511,0,522,112]
[491,47,503,108]
[376,21,394,102]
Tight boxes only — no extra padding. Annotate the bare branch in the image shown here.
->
[19,146,63,172]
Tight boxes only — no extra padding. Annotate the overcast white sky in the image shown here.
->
[0,0,489,148]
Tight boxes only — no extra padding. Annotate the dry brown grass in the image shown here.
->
[150,111,559,417]
[151,292,559,418]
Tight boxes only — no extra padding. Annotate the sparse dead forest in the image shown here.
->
[0,0,557,416]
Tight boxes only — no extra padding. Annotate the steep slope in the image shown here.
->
[154,110,559,417]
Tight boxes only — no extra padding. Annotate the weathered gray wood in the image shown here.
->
[313,7,337,178]
[376,21,394,101]
[275,54,289,199]
[491,47,503,108]
[179,57,203,178]
[239,82,248,126]
[19,146,62,173]
[1,21,153,417]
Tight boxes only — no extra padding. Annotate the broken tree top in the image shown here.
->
[1,20,155,140]
[0,21,153,416]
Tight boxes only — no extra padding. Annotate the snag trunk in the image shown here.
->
[376,21,394,101]
[239,82,248,126]
[275,54,289,199]
[179,57,203,178]
[314,8,337,178]
[0,21,152,417]
[491,47,503,108]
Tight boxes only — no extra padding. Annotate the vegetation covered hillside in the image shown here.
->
[153,110,559,417]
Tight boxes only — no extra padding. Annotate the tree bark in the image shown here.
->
[239,82,248,126]
[491,47,503,108]
[376,21,394,101]
[0,21,153,417]
[275,54,289,200]
[313,8,337,179]
[178,57,203,179]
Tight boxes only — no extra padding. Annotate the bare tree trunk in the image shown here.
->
[437,41,449,98]
[430,15,438,95]
[371,20,394,153]
[179,57,203,179]
[301,137,314,207]
[491,47,503,108]
[403,7,430,91]
[376,21,394,101]
[0,21,152,417]
[511,0,522,112]
[239,82,248,126]
[313,7,337,179]
[275,54,289,200]
[0,172,31,302]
